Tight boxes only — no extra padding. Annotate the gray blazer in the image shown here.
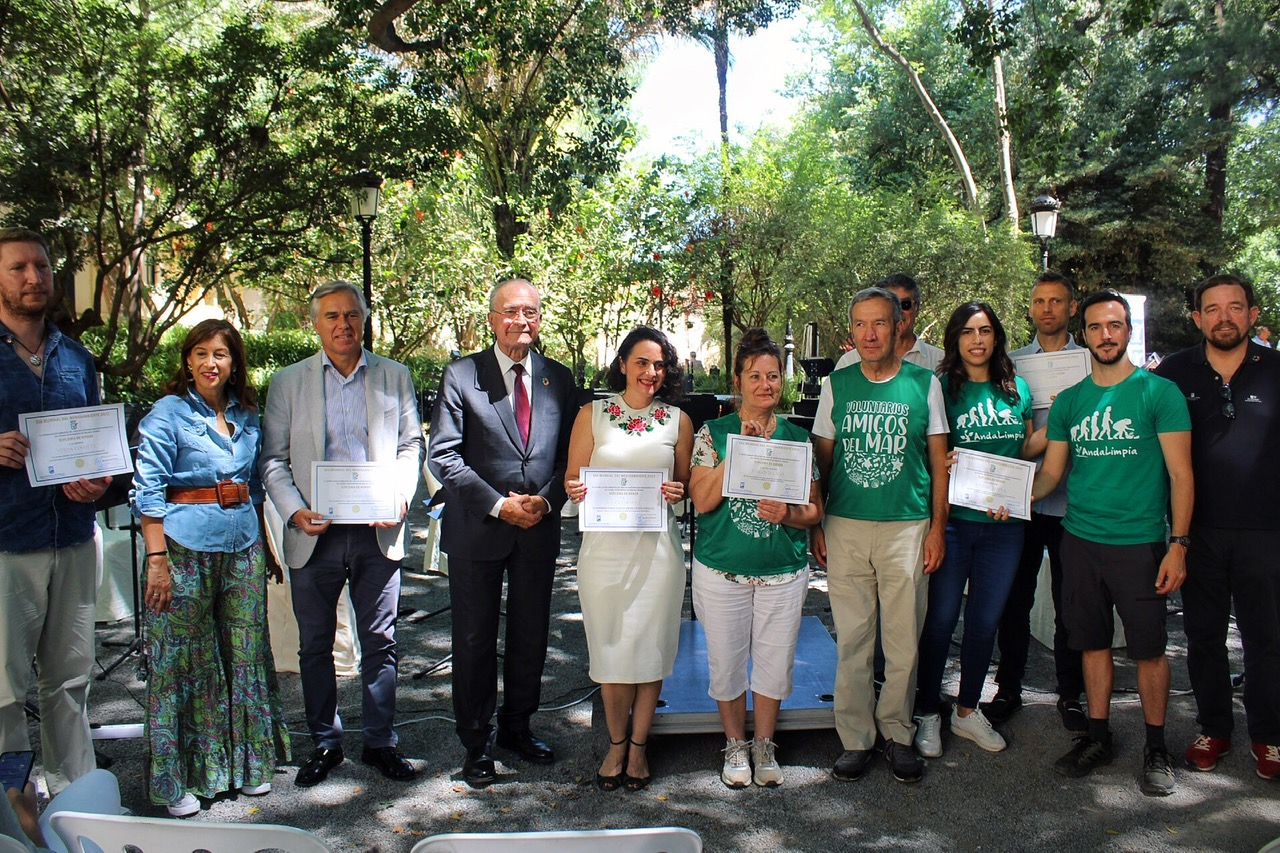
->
[428,347,575,563]
[260,351,423,568]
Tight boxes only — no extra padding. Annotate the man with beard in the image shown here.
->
[812,287,949,784]
[1155,274,1280,781]
[0,228,112,793]
[1031,289,1192,796]
[984,271,1086,732]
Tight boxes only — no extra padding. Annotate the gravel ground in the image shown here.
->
[26,500,1280,852]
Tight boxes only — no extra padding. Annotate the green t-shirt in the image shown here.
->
[944,375,1033,523]
[692,413,813,576]
[826,361,934,521]
[1047,368,1191,544]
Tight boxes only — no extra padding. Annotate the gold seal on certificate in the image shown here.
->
[578,467,666,532]
[947,448,1036,521]
[18,403,134,487]
[1012,349,1092,409]
[721,433,812,505]
[311,462,399,523]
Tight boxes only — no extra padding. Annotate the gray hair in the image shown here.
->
[488,278,541,311]
[309,280,368,324]
[849,286,904,328]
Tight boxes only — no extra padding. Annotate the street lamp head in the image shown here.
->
[1028,193,1061,240]
[350,170,383,222]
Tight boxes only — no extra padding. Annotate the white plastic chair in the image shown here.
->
[411,826,702,853]
[0,835,32,853]
[49,811,334,853]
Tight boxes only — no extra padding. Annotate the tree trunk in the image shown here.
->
[848,0,981,211]
[1201,0,1229,264]
[989,0,1018,232]
[714,18,735,382]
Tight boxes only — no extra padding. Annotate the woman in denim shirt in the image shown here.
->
[131,319,289,816]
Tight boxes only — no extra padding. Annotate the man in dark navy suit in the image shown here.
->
[428,279,576,787]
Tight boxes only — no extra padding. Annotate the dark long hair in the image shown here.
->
[605,326,685,404]
[164,319,257,411]
[937,302,1019,405]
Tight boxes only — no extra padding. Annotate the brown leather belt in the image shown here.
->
[167,481,250,509]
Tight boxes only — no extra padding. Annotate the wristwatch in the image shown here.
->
[1169,535,1191,549]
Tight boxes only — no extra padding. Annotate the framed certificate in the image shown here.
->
[311,462,400,523]
[578,468,666,532]
[721,433,812,505]
[1012,349,1092,409]
[948,448,1036,521]
[18,403,133,487]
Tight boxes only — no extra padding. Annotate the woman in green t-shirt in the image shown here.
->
[914,302,1046,760]
[688,329,824,789]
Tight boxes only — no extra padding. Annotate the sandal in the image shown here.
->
[623,738,650,791]
[595,737,627,791]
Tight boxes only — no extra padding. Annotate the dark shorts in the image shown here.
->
[1060,531,1168,660]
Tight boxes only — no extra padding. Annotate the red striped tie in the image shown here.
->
[513,364,531,447]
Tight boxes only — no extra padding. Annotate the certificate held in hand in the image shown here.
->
[721,433,812,505]
[579,468,666,532]
[948,448,1036,521]
[1012,349,1092,409]
[18,403,134,487]
[311,462,399,523]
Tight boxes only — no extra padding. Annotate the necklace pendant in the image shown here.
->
[29,354,42,367]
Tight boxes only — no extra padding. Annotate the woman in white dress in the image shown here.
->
[566,327,693,791]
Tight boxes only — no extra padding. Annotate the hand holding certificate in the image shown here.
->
[721,433,812,505]
[18,403,133,487]
[311,462,400,523]
[948,448,1036,521]
[1012,349,1092,409]
[578,468,667,532]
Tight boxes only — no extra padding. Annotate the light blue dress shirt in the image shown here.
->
[322,351,369,463]
[132,390,264,552]
[1010,336,1081,518]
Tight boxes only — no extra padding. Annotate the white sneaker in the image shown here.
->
[240,782,272,795]
[721,737,752,789]
[751,737,783,787]
[914,713,943,758]
[951,707,1006,752]
[166,792,199,817]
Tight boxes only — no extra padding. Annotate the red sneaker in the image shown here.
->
[1253,742,1280,780]
[1185,735,1231,771]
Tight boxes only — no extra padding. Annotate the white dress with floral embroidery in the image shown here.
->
[576,394,686,683]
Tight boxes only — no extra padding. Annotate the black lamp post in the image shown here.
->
[1028,193,1061,271]
[350,170,383,351]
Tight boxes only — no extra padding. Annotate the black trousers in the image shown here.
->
[1185,524,1280,744]
[448,541,556,750]
[993,512,1084,699]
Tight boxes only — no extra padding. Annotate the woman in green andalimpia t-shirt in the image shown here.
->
[914,301,1047,761]
[688,328,824,790]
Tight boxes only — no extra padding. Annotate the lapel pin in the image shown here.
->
[542,377,550,386]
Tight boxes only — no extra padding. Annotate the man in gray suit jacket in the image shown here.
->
[261,280,423,786]
[428,279,576,787]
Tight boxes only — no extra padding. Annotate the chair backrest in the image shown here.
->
[49,811,334,853]
[0,835,33,853]
[411,826,702,853]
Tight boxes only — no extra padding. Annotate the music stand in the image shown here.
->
[95,462,146,682]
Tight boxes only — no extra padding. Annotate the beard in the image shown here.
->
[1,289,50,319]
[1205,324,1247,351]
[1089,343,1128,365]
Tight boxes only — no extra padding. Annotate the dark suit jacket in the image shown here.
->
[427,347,576,562]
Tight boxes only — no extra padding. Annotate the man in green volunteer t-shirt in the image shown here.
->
[1032,289,1193,797]
[812,287,950,784]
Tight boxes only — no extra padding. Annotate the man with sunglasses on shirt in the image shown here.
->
[834,273,944,373]
[1155,274,1280,782]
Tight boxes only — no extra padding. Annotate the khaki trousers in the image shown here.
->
[0,539,98,793]
[825,516,929,750]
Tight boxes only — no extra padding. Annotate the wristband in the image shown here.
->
[146,550,168,559]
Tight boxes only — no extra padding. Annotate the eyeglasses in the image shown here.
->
[491,308,541,321]
[1219,383,1235,419]
[899,298,917,311]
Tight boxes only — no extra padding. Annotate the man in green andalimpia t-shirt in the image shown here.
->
[1032,289,1192,798]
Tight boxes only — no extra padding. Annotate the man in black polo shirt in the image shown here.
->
[1155,274,1280,781]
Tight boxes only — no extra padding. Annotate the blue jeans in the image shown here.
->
[917,519,1025,714]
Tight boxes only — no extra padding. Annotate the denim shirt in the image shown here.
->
[0,322,100,554]
[131,390,265,553]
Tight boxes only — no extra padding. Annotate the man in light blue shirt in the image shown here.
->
[985,270,1086,732]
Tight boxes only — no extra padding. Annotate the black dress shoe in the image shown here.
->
[496,729,556,765]
[361,746,417,781]
[462,743,497,787]
[295,747,344,787]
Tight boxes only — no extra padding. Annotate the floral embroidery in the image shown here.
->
[605,397,671,435]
